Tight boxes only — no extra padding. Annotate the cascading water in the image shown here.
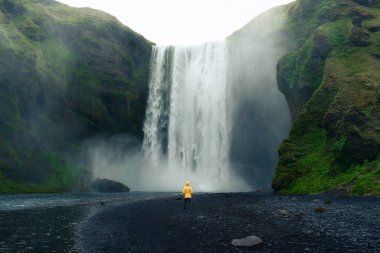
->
[143,42,250,192]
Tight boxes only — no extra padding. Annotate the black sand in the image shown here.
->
[76,193,380,253]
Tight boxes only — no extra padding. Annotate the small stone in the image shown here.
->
[304,229,312,234]
[324,200,332,205]
[231,235,263,247]
[315,207,327,213]
[278,209,289,216]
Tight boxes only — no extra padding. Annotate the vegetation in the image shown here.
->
[273,0,380,195]
[0,0,152,192]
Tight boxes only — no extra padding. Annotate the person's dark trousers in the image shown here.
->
[183,198,191,211]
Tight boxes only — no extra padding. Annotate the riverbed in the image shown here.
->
[1,192,380,252]
[77,193,380,253]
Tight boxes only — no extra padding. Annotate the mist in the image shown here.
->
[83,134,250,192]
[226,5,292,188]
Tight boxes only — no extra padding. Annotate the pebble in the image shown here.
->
[279,209,290,216]
[315,207,327,213]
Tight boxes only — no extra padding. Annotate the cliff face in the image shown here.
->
[273,0,380,195]
[226,6,292,188]
[0,0,152,192]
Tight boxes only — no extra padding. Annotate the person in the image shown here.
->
[182,181,193,211]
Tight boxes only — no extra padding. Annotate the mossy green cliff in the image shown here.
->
[0,0,152,192]
[273,0,380,195]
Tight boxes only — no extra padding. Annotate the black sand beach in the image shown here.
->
[76,193,380,253]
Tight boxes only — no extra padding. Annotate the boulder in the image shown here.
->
[312,30,332,60]
[350,27,371,47]
[90,178,130,193]
[344,126,380,163]
[231,236,263,247]
[349,7,375,26]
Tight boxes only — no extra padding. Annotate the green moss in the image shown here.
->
[0,94,22,134]
[362,7,380,29]
[320,19,353,58]
[274,0,380,195]
[39,38,77,80]
[0,151,83,193]
[44,153,82,190]
[278,130,379,195]
[349,159,380,195]
[332,135,348,154]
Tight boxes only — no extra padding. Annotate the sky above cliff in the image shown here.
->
[57,0,294,45]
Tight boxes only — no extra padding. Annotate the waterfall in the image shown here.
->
[143,42,250,192]
[86,8,291,193]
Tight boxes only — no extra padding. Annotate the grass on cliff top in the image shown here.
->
[288,0,341,47]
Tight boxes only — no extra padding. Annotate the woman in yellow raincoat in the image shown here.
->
[182,181,193,211]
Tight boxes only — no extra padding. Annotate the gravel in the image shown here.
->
[76,193,380,253]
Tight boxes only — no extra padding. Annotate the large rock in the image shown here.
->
[90,178,130,193]
[231,236,263,247]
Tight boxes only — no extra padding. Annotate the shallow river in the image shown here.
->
[0,192,176,252]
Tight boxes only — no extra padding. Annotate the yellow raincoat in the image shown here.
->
[182,181,193,199]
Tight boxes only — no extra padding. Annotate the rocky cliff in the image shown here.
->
[0,0,152,192]
[273,0,380,195]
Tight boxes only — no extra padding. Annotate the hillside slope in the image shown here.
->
[0,0,152,192]
[273,0,380,195]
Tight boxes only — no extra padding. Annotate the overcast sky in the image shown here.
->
[56,0,294,45]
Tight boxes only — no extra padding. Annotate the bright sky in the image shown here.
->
[56,0,294,45]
